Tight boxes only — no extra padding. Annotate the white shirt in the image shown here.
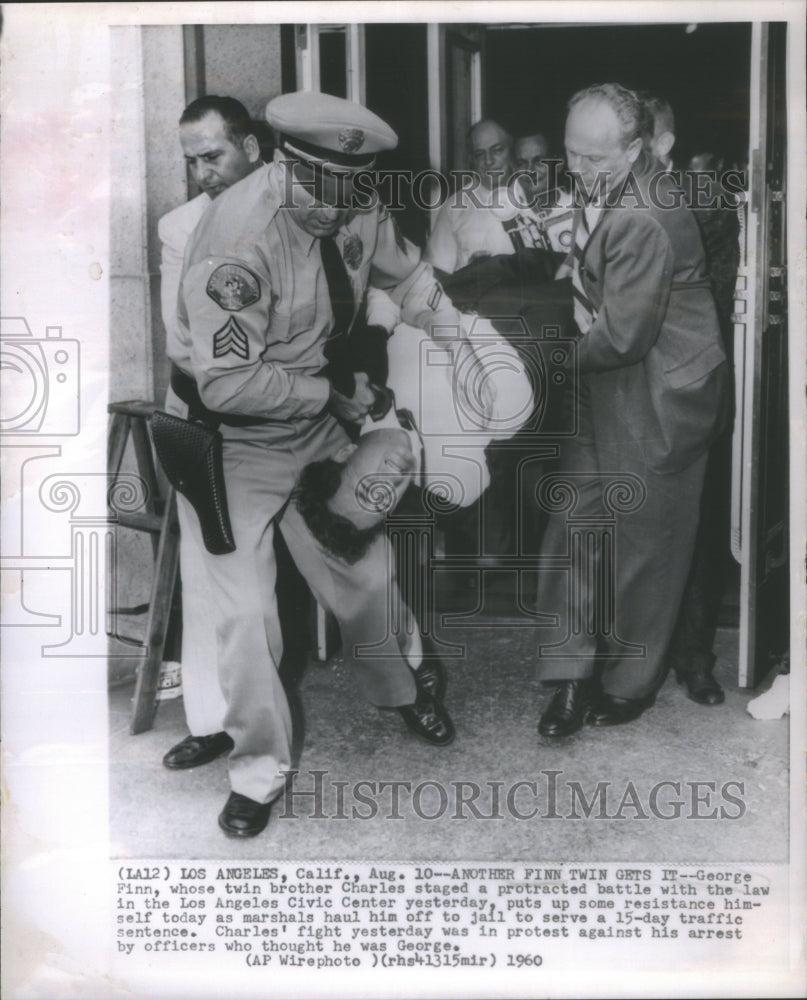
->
[424,181,574,273]
[363,289,534,508]
[158,192,212,362]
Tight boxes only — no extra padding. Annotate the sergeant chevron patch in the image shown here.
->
[213,317,249,360]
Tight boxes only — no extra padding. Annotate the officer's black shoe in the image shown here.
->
[538,680,591,738]
[163,732,234,770]
[414,658,447,701]
[399,694,455,746]
[587,692,654,727]
[218,792,273,838]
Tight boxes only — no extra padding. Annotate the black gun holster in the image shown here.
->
[150,368,250,555]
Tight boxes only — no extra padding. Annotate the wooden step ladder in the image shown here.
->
[107,400,180,734]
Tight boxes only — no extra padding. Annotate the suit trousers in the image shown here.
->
[666,423,733,674]
[165,393,418,804]
[535,380,707,700]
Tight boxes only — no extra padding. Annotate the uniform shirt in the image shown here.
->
[173,162,457,423]
[424,180,573,274]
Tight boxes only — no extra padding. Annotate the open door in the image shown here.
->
[293,23,366,101]
[732,21,789,687]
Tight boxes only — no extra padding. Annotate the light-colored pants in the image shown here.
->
[166,390,418,803]
[176,493,227,736]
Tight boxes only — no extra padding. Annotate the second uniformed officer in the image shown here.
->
[168,91,465,838]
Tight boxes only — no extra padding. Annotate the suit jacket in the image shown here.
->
[158,192,211,363]
[575,154,728,473]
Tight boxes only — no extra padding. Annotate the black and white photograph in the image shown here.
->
[1,2,805,998]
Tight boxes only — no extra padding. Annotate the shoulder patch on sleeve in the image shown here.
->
[206,263,261,311]
[213,317,250,360]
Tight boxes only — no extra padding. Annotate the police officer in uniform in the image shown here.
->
[167,91,464,838]
[158,96,262,772]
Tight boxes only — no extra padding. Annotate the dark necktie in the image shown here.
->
[320,236,355,395]
[570,208,597,334]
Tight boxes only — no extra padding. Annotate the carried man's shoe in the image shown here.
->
[218,791,273,838]
[399,694,455,746]
[538,680,591,738]
[587,692,654,727]
[163,731,234,770]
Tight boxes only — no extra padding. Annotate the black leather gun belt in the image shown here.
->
[170,367,276,428]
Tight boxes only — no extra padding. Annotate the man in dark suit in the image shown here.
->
[638,96,741,707]
[536,83,729,738]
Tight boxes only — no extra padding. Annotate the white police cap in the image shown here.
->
[266,90,398,175]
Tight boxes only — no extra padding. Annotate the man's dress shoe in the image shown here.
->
[218,791,273,838]
[415,657,447,701]
[163,732,234,770]
[677,669,725,706]
[399,694,455,745]
[587,693,653,727]
[538,680,591,738]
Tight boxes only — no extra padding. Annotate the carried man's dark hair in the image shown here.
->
[293,459,383,565]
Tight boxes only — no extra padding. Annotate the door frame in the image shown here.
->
[426,24,482,173]
[733,21,791,687]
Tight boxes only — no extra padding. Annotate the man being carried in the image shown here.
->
[294,298,535,560]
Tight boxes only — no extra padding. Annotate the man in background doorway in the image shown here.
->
[425,119,544,273]
[514,132,552,205]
